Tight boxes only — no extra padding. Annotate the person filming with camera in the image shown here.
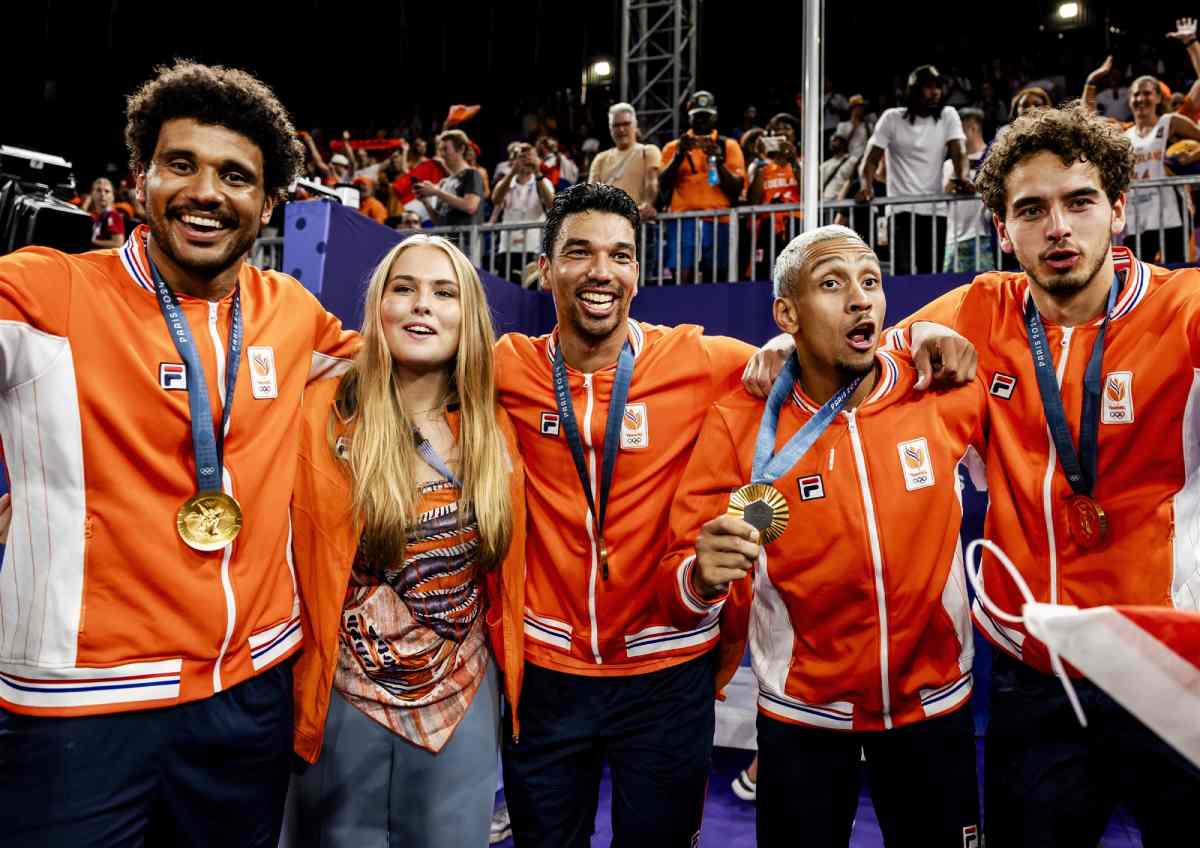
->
[658,91,746,283]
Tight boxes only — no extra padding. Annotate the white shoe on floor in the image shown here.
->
[731,768,757,802]
[489,801,512,844]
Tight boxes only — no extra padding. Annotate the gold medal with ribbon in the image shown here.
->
[148,240,245,556]
[177,492,244,552]
[727,483,790,544]
[744,356,866,546]
[1065,494,1108,550]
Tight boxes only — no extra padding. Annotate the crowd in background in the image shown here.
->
[70,15,1200,282]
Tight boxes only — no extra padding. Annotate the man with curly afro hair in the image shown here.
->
[0,60,357,846]
[882,100,1200,845]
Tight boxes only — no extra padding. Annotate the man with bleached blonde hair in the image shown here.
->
[662,224,986,847]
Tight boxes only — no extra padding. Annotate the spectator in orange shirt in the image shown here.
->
[113,179,143,227]
[659,90,746,283]
[353,176,388,225]
[746,113,803,279]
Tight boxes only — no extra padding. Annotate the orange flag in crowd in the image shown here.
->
[444,104,481,129]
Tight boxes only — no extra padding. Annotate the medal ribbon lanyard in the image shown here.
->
[149,255,243,494]
[553,340,635,581]
[416,430,463,488]
[1023,275,1119,497]
[751,355,865,485]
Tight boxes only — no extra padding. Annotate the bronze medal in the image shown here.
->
[1065,495,1108,550]
[177,492,243,552]
[727,483,790,544]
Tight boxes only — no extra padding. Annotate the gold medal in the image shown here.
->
[727,483,790,544]
[1065,495,1108,550]
[176,492,243,552]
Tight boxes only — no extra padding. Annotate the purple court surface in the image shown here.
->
[494,743,1145,847]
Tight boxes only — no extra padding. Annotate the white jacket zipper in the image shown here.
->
[846,411,893,728]
[1041,326,1074,604]
[581,373,603,664]
[207,301,237,691]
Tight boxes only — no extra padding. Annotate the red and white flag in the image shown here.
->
[1024,603,1200,767]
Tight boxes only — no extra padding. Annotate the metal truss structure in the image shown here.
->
[619,0,699,143]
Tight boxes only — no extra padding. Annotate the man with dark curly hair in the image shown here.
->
[0,60,357,846]
[885,101,1200,845]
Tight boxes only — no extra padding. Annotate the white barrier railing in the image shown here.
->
[252,175,1200,282]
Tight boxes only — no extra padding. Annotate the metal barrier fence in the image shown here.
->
[251,175,1200,281]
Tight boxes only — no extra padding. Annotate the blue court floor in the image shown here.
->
[494,742,1145,847]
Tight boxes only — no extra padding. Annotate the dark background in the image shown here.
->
[0,0,1188,185]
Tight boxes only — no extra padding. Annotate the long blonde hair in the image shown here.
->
[333,234,512,572]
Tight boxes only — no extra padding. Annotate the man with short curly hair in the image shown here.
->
[0,60,357,846]
[887,100,1200,845]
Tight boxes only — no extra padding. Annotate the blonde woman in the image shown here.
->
[289,234,525,847]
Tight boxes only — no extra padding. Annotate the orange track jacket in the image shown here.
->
[0,230,356,716]
[660,350,988,731]
[495,321,754,676]
[884,247,1200,674]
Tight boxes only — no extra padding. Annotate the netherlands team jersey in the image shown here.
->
[885,246,1200,674]
[660,351,988,731]
[0,227,357,716]
[495,321,754,676]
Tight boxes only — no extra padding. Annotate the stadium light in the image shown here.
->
[1057,2,1079,20]
[582,58,614,101]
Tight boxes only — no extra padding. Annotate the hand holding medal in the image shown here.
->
[692,514,764,599]
[726,483,790,544]
[694,356,864,599]
[728,356,863,545]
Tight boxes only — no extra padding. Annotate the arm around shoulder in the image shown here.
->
[305,287,360,379]
[884,283,973,349]
[702,333,761,398]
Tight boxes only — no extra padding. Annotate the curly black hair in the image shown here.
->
[125,60,304,201]
[976,100,1135,219]
[541,183,641,258]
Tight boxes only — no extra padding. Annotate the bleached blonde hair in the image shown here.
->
[333,234,512,572]
[773,225,869,298]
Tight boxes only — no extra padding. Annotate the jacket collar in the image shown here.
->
[1018,244,1149,326]
[118,224,248,300]
[117,225,157,292]
[544,319,645,369]
[789,349,901,413]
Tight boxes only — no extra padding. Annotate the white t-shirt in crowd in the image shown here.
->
[497,174,553,254]
[867,106,966,216]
